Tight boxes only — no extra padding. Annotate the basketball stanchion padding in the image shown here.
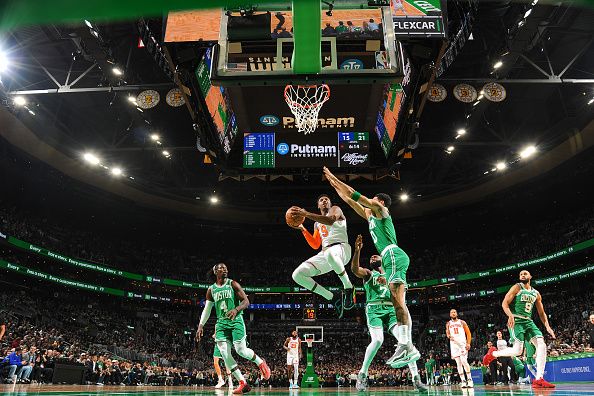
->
[301,335,320,388]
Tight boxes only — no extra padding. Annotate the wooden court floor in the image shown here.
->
[1,383,594,395]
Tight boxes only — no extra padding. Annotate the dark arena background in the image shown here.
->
[0,1,593,396]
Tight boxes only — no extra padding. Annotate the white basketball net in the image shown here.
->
[284,84,330,134]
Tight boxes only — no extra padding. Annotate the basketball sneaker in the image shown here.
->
[293,384,300,389]
[387,343,421,368]
[258,360,271,380]
[343,287,356,310]
[467,379,474,388]
[460,380,468,388]
[215,377,226,388]
[356,372,367,391]
[532,378,555,388]
[413,375,429,392]
[233,380,251,394]
[332,291,345,318]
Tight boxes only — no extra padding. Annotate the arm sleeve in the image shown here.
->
[463,322,472,344]
[199,300,214,326]
[302,227,322,250]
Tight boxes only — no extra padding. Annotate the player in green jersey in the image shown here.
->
[324,166,419,369]
[350,235,428,392]
[196,263,271,394]
[212,334,233,389]
[491,270,555,389]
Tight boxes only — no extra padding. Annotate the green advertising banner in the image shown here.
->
[2,231,593,293]
[448,264,594,302]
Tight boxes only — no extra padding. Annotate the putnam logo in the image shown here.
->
[277,143,289,155]
[289,144,337,158]
[283,117,355,129]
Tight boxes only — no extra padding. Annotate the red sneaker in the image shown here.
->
[259,360,271,380]
[233,380,251,394]
[532,378,555,388]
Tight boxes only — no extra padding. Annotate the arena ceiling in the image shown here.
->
[0,0,593,220]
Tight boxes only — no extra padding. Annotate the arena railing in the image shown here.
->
[1,230,593,292]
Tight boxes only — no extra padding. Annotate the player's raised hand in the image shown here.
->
[546,325,556,339]
[355,234,363,251]
[290,206,307,217]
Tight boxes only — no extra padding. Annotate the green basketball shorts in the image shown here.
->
[366,303,398,331]
[380,245,410,285]
[215,318,247,344]
[509,318,543,344]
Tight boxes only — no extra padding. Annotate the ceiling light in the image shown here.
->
[111,167,123,176]
[162,150,170,157]
[129,176,135,180]
[524,8,532,18]
[90,29,99,38]
[136,107,143,112]
[112,67,123,76]
[14,96,26,106]
[0,52,8,72]
[399,193,409,202]
[478,94,484,100]
[483,171,489,175]
[496,162,507,170]
[28,109,35,115]
[520,145,537,158]
[531,0,538,4]
[588,98,594,105]
[457,129,466,135]
[518,20,526,28]
[210,196,219,204]
[446,146,455,152]
[150,134,160,141]
[127,96,137,103]
[83,153,100,165]
[84,20,93,28]
[493,61,503,69]
[473,101,480,106]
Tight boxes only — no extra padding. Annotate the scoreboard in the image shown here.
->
[243,132,370,168]
[303,307,317,321]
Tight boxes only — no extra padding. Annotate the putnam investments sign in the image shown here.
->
[392,0,446,38]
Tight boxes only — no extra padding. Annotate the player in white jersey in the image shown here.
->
[283,330,302,389]
[289,194,354,318]
[445,309,473,388]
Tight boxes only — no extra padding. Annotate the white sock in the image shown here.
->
[535,338,547,380]
[397,324,410,345]
[289,379,294,385]
[408,361,419,378]
[337,270,353,289]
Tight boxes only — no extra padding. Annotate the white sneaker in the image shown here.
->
[467,380,474,388]
[293,384,300,389]
[215,378,225,388]
[460,380,468,388]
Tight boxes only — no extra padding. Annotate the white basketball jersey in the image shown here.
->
[316,219,348,248]
[448,319,467,344]
[287,337,300,356]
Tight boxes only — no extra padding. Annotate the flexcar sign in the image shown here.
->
[259,115,279,126]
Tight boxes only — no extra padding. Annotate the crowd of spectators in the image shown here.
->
[1,203,592,287]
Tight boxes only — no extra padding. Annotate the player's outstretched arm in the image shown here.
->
[229,280,250,320]
[323,168,367,219]
[351,235,371,280]
[535,293,555,339]
[197,288,214,342]
[290,205,342,226]
[323,167,384,216]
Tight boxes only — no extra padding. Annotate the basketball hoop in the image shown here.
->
[305,337,315,348]
[284,84,330,134]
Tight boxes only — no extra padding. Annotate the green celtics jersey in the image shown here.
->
[368,214,398,254]
[511,283,539,320]
[210,278,242,322]
[364,270,391,304]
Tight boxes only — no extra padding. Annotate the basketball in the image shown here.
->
[285,208,304,228]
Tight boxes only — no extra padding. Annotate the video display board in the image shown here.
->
[243,132,369,168]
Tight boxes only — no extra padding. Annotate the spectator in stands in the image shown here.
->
[18,346,35,383]
[322,22,336,36]
[483,341,498,385]
[335,21,348,34]
[3,347,23,383]
[367,18,379,31]
[589,314,594,348]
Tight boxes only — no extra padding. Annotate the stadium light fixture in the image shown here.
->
[127,96,137,104]
[28,109,35,115]
[14,96,26,106]
[588,98,594,105]
[519,145,537,159]
[84,20,93,28]
[150,134,160,141]
[493,61,503,69]
[162,150,171,158]
[399,193,409,202]
[111,167,123,176]
[83,153,100,165]
[112,67,123,76]
[524,8,533,18]
[496,162,507,170]
[0,52,8,72]
[210,196,219,204]
[447,146,455,152]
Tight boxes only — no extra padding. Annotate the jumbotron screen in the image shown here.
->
[243,132,369,168]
